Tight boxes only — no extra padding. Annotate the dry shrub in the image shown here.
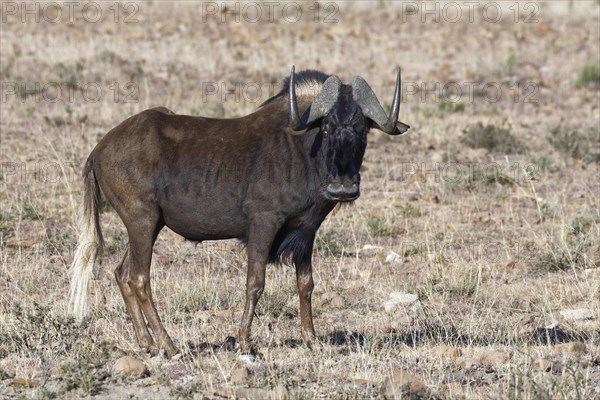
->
[460,122,525,154]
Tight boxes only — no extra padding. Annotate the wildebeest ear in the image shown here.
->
[395,121,410,134]
[371,120,410,135]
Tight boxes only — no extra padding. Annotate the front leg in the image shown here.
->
[296,262,317,348]
[237,217,281,354]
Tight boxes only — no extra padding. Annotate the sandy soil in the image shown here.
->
[1,1,599,399]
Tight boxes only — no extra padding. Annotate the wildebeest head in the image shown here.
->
[288,67,409,201]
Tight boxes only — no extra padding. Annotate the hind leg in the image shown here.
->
[117,211,178,357]
[129,253,178,358]
[115,247,156,353]
[127,225,178,357]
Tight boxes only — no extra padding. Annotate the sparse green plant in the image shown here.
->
[98,191,112,213]
[58,341,109,396]
[233,50,244,61]
[256,285,296,318]
[0,208,16,237]
[43,115,67,127]
[461,122,525,154]
[438,98,466,113]
[2,303,80,356]
[19,191,43,220]
[502,361,595,399]
[531,249,571,271]
[574,63,600,89]
[444,267,479,296]
[315,226,346,256]
[398,202,421,218]
[52,62,80,83]
[482,171,516,186]
[125,61,145,80]
[206,102,226,118]
[0,62,12,79]
[549,125,598,161]
[103,232,127,255]
[531,221,593,271]
[24,105,36,117]
[367,215,394,236]
[504,50,517,76]
[533,155,557,173]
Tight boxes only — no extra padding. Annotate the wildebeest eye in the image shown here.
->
[322,129,329,138]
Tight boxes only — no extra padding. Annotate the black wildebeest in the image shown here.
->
[69,67,409,358]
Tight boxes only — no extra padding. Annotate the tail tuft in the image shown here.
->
[69,158,104,321]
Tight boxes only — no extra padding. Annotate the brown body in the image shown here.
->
[69,68,409,357]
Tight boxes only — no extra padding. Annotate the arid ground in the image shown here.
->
[1,1,599,399]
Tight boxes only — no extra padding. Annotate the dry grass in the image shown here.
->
[1,1,599,399]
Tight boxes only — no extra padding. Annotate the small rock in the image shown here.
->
[559,308,593,321]
[583,268,599,278]
[360,244,384,257]
[554,342,587,354]
[380,369,429,399]
[111,356,148,378]
[385,251,403,263]
[461,357,482,370]
[384,292,420,313]
[239,353,258,363]
[424,194,440,204]
[352,378,373,385]
[389,292,419,303]
[230,367,252,384]
[330,295,345,308]
[534,358,553,372]
[383,300,399,313]
[439,346,462,358]
[407,192,420,201]
[478,350,510,364]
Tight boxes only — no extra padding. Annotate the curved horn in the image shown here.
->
[350,67,407,135]
[288,66,305,131]
[288,66,342,132]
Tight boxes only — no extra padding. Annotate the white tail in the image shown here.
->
[69,160,103,321]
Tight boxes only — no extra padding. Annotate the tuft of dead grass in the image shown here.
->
[460,122,525,154]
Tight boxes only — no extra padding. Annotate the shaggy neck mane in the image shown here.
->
[259,69,330,108]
